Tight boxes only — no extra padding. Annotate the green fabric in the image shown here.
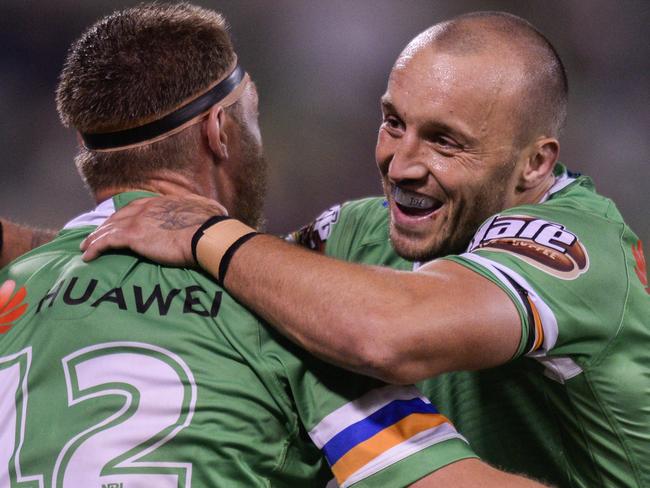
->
[0,192,475,487]
[306,170,650,488]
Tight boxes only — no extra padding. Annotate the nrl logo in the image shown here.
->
[469,215,589,280]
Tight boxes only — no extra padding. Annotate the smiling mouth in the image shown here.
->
[392,186,442,217]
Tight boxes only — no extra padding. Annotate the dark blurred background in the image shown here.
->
[1,0,648,245]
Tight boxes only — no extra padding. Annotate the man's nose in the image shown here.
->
[387,135,429,182]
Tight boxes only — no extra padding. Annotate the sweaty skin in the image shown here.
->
[80,193,523,383]
[80,32,559,384]
[78,197,553,488]
[3,12,565,487]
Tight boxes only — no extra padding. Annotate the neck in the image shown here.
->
[93,170,217,204]
[512,171,557,208]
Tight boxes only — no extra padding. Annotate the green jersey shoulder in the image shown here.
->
[0,192,475,488]
[289,197,411,270]
[295,167,650,487]
[444,168,650,486]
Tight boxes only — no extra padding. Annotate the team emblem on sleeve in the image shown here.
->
[468,215,589,279]
[290,204,341,252]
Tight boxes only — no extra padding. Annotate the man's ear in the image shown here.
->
[519,137,560,190]
[205,104,229,160]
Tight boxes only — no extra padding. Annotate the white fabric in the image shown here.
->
[63,198,115,229]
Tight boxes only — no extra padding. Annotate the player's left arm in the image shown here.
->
[0,219,57,268]
[79,196,521,384]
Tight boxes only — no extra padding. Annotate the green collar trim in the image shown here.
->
[112,191,159,210]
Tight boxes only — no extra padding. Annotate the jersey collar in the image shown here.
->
[538,164,576,204]
[63,191,158,230]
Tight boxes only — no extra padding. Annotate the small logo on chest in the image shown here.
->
[0,280,29,333]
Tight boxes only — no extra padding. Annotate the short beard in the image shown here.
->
[230,122,268,230]
[389,159,515,263]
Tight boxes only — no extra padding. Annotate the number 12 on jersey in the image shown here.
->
[1,342,197,488]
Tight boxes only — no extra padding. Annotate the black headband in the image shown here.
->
[80,64,246,151]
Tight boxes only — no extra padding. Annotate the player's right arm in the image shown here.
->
[413,459,549,487]
[0,219,56,267]
[78,195,523,384]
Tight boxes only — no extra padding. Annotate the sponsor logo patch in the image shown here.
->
[468,215,589,279]
[0,280,29,333]
[290,204,341,253]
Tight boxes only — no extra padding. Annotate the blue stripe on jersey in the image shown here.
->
[322,397,438,465]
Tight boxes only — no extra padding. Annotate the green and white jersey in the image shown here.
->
[0,192,476,488]
[292,166,650,487]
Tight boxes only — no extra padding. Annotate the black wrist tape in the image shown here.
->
[190,216,232,265]
[217,232,259,285]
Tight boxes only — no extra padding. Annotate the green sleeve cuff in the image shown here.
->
[441,255,531,360]
[350,437,478,488]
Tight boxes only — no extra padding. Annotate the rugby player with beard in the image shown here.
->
[79,12,650,488]
[0,4,551,487]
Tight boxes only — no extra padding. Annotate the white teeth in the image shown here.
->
[392,186,437,209]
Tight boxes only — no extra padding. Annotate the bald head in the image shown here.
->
[397,12,568,143]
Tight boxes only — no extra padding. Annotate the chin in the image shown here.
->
[389,225,469,263]
[390,227,440,263]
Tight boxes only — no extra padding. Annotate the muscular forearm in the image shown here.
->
[225,235,412,379]
[79,196,521,383]
[0,219,57,268]
[221,234,518,383]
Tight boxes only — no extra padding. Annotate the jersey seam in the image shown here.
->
[577,208,643,484]
[561,373,606,487]
[581,370,643,485]
[177,271,289,481]
[588,212,630,369]
[540,386,579,488]
[200,283,300,481]
[255,325,302,477]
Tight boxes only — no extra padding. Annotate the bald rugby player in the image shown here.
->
[0,4,558,487]
[5,11,649,488]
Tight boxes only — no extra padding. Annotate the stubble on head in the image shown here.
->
[382,12,567,262]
